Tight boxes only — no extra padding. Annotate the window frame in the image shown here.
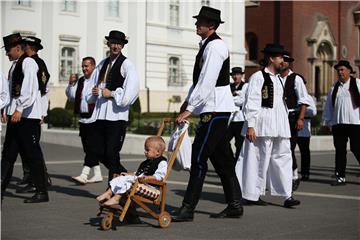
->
[167,55,183,87]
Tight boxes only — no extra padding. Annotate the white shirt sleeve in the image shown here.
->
[85,67,100,104]
[294,76,311,106]
[111,60,140,108]
[15,58,39,113]
[233,83,248,107]
[186,41,227,113]
[243,72,263,128]
[0,73,10,110]
[152,161,168,181]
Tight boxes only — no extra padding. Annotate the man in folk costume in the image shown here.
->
[173,6,243,222]
[1,33,49,203]
[323,60,360,186]
[66,56,103,184]
[227,67,248,161]
[236,43,300,208]
[87,30,139,182]
[15,36,52,194]
[279,52,311,191]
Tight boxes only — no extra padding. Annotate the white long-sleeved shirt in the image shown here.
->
[298,95,317,137]
[6,57,42,119]
[231,82,248,122]
[86,57,139,121]
[185,37,235,115]
[279,69,312,109]
[66,71,97,124]
[242,67,291,138]
[322,77,360,126]
[0,72,10,132]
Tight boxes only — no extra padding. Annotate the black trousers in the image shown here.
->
[289,112,299,171]
[332,124,360,178]
[298,137,311,176]
[183,112,242,208]
[225,121,245,161]
[90,120,127,181]
[1,118,48,196]
[79,122,99,168]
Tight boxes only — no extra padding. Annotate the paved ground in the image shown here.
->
[1,142,359,240]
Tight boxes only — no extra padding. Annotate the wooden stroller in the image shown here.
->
[97,118,188,230]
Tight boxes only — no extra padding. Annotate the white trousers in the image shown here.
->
[236,137,292,201]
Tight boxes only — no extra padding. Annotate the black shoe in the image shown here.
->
[331,177,346,186]
[172,205,194,222]
[242,198,267,206]
[16,184,36,194]
[24,192,49,203]
[125,215,142,224]
[301,175,309,181]
[292,179,300,191]
[283,197,300,208]
[210,206,243,218]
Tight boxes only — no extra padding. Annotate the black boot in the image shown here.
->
[172,176,204,222]
[24,192,49,203]
[16,183,36,193]
[172,203,194,222]
[210,200,243,218]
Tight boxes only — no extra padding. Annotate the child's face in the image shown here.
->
[144,142,161,159]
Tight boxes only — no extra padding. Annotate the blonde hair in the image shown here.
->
[145,136,166,154]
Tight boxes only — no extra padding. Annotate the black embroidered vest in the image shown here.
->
[11,53,28,97]
[284,73,306,109]
[332,77,360,108]
[193,32,229,87]
[74,76,95,118]
[135,156,167,177]
[230,81,245,93]
[32,54,50,96]
[97,54,127,91]
[261,70,274,108]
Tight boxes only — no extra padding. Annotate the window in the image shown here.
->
[62,0,77,12]
[169,0,179,26]
[106,0,119,18]
[15,0,31,7]
[168,56,182,86]
[201,0,210,6]
[246,32,258,61]
[59,46,78,82]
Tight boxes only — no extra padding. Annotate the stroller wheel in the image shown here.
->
[101,212,114,231]
[158,211,171,228]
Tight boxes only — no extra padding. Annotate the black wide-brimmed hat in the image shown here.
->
[193,6,224,24]
[230,67,245,75]
[22,36,43,50]
[283,51,294,62]
[2,33,22,51]
[261,43,285,55]
[105,30,128,45]
[334,60,353,72]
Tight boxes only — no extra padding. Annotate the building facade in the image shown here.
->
[245,1,360,101]
[1,0,246,112]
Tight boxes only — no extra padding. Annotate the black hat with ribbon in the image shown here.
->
[193,6,224,24]
[333,60,353,73]
[2,33,22,52]
[230,67,245,75]
[261,43,286,55]
[283,51,294,62]
[22,36,43,50]
[105,30,128,45]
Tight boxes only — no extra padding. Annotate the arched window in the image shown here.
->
[59,46,78,82]
[169,0,179,26]
[168,56,181,86]
[246,32,258,62]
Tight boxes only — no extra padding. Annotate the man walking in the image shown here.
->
[173,6,243,222]
[323,60,360,186]
[66,56,103,184]
[87,30,139,182]
[236,43,300,208]
[1,33,49,203]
